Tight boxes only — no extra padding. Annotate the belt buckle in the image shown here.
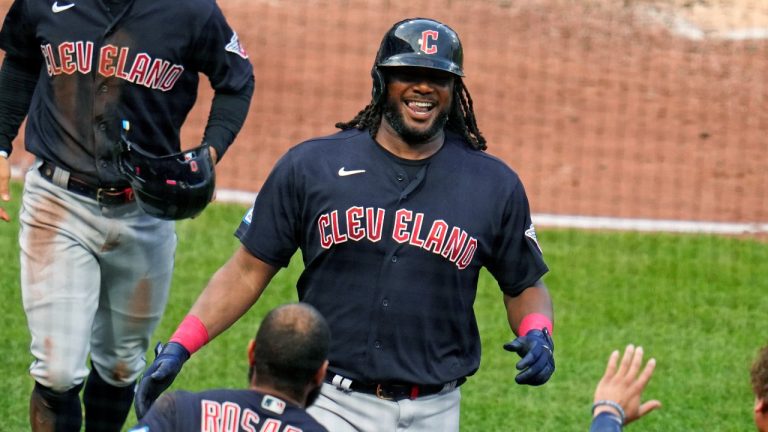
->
[375,384,394,401]
[96,187,134,205]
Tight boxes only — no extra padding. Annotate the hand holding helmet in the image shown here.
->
[116,120,216,220]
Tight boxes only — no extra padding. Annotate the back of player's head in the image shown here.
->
[753,345,768,408]
[252,303,330,394]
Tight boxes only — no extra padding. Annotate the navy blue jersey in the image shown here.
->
[130,389,327,432]
[236,129,548,385]
[0,0,252,182]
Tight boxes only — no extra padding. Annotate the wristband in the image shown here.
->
[0,150,8,159]
[592,400,626,424]
[518,313,553,336]
[169,314,210,354]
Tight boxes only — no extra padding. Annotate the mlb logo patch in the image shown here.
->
[261,395,286,414]
[243,207,253,225]
[225,32,248,59]
[525,223,542,254]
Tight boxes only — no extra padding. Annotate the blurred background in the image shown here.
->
[4,0,767,232]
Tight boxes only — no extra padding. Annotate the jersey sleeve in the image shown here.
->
[0,0,42,64]
[128,393,179,431]
[235,150,301,268]
[486,180,549,296]
[589,412,624,432]
[189,2,253,92]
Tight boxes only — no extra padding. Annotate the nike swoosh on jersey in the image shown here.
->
[338,167,366,176]
[52,2,76,13]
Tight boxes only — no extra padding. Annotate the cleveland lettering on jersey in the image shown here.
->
[317,206,478,270]
[40,41,184,91]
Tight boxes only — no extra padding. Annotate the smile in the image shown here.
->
[405,100,436,118]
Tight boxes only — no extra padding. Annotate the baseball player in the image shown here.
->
[0,0,253,430]
[129,303,330,432]
[135,17,554,432]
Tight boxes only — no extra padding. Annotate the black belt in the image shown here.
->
[325,373,465,401]
[38,161,135,206]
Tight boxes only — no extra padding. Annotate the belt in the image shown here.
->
[325,373,465,401]
[38,161,135,206]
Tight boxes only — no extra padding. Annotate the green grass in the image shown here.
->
[1,180,766,431]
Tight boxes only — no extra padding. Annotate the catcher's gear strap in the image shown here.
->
[518,312,553,336]
[169,314,210,354]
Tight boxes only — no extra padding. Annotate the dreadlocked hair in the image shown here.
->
[335,78,487,151]
[335,102,383,139]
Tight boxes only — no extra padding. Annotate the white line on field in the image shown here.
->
[531,213,767,235]
[635,5,768,41]
[10,166,766,235]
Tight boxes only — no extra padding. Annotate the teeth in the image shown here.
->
[410,101,433,108]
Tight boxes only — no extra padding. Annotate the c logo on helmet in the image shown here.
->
[420,30,439,54]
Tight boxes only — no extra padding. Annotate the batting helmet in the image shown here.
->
[371,18,464,104]
[116,123,215,220]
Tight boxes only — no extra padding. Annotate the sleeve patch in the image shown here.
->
[225,32,248,59]
[525,223,542,254]
[242,207,253,225]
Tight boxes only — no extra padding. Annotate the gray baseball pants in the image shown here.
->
[19,161,176,391]
[307,381,461,432]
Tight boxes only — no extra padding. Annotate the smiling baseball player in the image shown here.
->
[0,0,253,430]
[134,17,554,432]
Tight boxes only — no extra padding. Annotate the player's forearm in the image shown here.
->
[503,280,554,335]
[188,246,277,340]
[0,55,38,153]
[203,74,255,161]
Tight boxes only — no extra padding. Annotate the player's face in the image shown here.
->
[382,67,454,145]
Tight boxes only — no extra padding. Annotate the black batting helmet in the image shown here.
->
[116,122,215,220]
[371,18,464,104]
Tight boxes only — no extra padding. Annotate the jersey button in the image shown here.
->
[391,256,397,263]
[374,340,382,349]
[382,299,389,307]
[98,85,108,93]
[99,123,107,131]
[396,175,404,182]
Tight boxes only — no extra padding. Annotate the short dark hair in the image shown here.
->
[752,345,768,411]
[251,303,330,399]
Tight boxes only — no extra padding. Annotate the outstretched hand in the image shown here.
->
[134,342,189,419]
[504,328,555,386]
[593,345,661,425]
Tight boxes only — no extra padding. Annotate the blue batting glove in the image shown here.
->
[134,342,189,419]
[503,328,555,386]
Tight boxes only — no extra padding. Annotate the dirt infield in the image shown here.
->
[4,0,767,227]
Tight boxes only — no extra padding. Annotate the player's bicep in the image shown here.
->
[488,182,548,295]
[236,151,302,267]
[190,4,252,91]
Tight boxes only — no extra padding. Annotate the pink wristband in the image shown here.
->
[518,313,553,336]
[170,315,210,354]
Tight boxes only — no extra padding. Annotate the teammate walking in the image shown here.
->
[0,0,253,430]
[135,17,553,431]
[129,303,330,432]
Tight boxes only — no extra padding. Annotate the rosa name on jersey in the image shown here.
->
[40,41,184,91]
[318,207,478,270]
[201,400,303,432]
